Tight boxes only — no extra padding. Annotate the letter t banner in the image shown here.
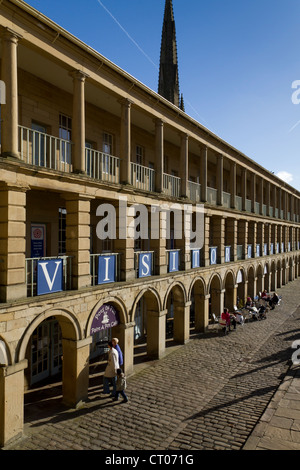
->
[37,259,63,295]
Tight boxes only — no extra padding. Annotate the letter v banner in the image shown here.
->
[37,259,63,295]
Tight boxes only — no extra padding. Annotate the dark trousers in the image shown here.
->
[115,390,128,400]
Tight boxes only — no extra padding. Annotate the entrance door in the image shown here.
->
[31,319,62,385]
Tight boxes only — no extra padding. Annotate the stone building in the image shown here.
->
[0,0,300,446]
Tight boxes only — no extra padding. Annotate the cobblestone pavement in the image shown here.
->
[3,279,300,451]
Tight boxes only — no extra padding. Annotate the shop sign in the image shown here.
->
[37,259,63,295]
[191,249,200,268]
[247,245,252,259]
[31,224,46,258]
[98,255,116,284]
[138,252,152,278]
[90,304,119,335]
[225,246,231,263]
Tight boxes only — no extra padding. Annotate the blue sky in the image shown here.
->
[24,0,300,190]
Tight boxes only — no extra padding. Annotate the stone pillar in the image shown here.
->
[226,218,237,261]
[211,216,225,264]
[65,194,92,290]
[251,173,256,213]
[71,70,88,174]
[0,184,27,302]
[230,161,236,209]
[62,337,92,408]
[180,133,189,198]
[115,196,135,281]
[201,213,210,267]
[113,322,134,377]
[248,221,256,258]
[147,309,167,359]
[1,28,22,159]
[173,301,191,344]
[120,99,132,185]
[0,360,27,448]
[266,181,271,217]
[155,119,164,193]
[201,146,207,203]
[259,177,264,216]
[194,294,209,332]
[241,168,247,211]
[217,154,223,206]
[151,206,167,275]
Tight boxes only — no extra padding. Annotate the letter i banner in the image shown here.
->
[37,259,63,295]
[98,255,116,284]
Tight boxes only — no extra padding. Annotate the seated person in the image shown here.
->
[270,292,279,309]
[245,297,253,308]
[261,290,269,300]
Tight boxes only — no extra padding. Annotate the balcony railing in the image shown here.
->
[188,181,201,202]
[85,149,120,183]
[26,256,72,297]
[130,163,155,192]
[223,191,231,208]
[19,125,72,172]
[235,196,242,211]
[163,173,181,197]
[207,187,217,205]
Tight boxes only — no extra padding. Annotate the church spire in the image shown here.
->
[158,0,184,110]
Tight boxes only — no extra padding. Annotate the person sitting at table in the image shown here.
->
[245,297,253,308]
[270,292,279,309]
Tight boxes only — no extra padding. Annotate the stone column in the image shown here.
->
[194,294,210,332]
[65,194,92,290]
[111,321,134,376]
[211,216,225,264]
[217,154,223,206]
[0,360,27,448]
[226,218,237,261]
[251,173,256,213]
[259,177,264,215]
[151,206,167,275]
[0,184,27,302]
[1,28,22,159]
[155,119,164,193]
[230,161,236,209]
[62,337,92,408]
[147,309,167,359]
[241,168,247,211]
[200,146,207,203]
[266,181,271,217]
[173,301,191,344]
[115,196,135,281]
[120,99,132,185]
[201,213,210,267]
[71,70,88,174]
[180,133,189,198]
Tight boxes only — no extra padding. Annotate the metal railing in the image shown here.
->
[19,126,72,172]
[188,181,201,203]
[223,191,231,208]
[163,173,181,197]
[207,187,217,205]
[85,149,120,183]
[130,163,155,192]
[25,256,72,297]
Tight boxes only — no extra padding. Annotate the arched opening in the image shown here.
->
[132,289,162,362]
[247,266,255,299]
[209,274,222,322]
[190,278,206,333]
[236,268,246,307]
[256,264,263,296]
[224,271,235,312]
[277,259,282,288]
[264,263,270,292]
[289,257,294,282]
[164,283,187,345]
[282,258,286,285]
[270,261,276,291]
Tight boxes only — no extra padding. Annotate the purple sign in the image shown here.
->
[90,304,119,335]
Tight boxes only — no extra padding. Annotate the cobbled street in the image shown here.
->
[4,279,300,451]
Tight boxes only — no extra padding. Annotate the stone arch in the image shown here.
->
[86,296,128,338]
[223,270,236,312]
[277,259,282,288]
[282,258,286,285]
[189,276,207,332]
[17,308,81,363]
[270,260,276,291]
[256,263,264,295]
[0,336,12,366]
[236,267,247,307]
[164,281,188,344]
[263,262,270,291]
[131,287,163,360]
[208,272,223,319]
[247,265,255,299]
[289,256,294,282]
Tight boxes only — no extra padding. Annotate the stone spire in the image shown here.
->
[158,0,184,111]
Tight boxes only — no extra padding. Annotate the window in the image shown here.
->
[59,114,72,164]
[58,207,66,255]
[136,145,144,165]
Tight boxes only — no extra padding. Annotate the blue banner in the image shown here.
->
[247,245,252,259]
[138,252,152,278]
[168,250,179,272]
[270,243,274,254]
[191,249,200,268]
[225,246,231,263]
[256,244,260,257]
[37,259,63,295]
[264,243,268,256]
[210,247,217,265]
[98,255,116,284]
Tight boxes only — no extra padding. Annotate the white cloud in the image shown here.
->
[276,171,293,184]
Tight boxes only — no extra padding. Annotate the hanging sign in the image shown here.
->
[168,250,179,272]
[225,246,231,263]
[98,255,116,284]
[31,224,46,258]
[210,247,217,265]
[191,249,200,268]
[138,252,152,278]
[90,304,119,335]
